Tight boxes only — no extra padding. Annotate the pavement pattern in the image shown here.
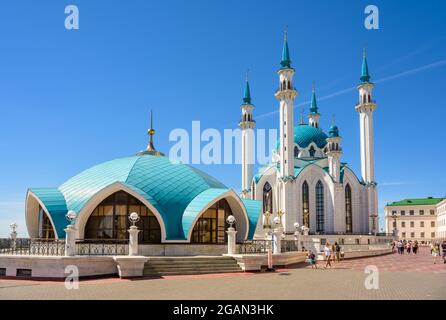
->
[0,249,444,300]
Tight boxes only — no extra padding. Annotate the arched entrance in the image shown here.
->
[191,199,233,244]
[85,191,161,243]
[38,206,55,239]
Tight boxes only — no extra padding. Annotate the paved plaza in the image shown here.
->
[0,249,444,300]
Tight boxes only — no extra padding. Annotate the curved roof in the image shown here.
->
[276,124,328,150]
[29,154,262,241]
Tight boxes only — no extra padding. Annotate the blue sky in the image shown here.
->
[0,0,445,237]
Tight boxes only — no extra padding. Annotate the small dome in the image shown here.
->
[328,125,339,138]
[276,124,328,150]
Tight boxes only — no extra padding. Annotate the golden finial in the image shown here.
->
[136,109,164,156]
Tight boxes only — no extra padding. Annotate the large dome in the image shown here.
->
[276,124,328,150]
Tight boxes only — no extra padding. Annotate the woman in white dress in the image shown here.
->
[324,242,332,269]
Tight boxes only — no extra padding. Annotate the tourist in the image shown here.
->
[431,242,439,264]
[331,242,337,263]
[413,240,418,255]
[406,241,411,254]
[334,242,341,262]
[397,241,403,255]
[307,250,317,269]
[391,241,396,253]
[324,242,332,269]
[441,241,446,264]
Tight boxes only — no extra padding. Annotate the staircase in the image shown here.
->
[143,256,242,276]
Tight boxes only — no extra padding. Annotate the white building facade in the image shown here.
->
[240,37,379,237]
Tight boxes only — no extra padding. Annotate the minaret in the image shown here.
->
[326,120,342,183]
[137,110,165,156]
[274,31,297,178]
[355,49,378,234]
[239,73,255,198]
[308,84,320,128]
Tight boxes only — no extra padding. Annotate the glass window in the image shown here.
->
[315,181,324,233]
[401,210,405,215]
[431,232,435,238]
[192,199,232,244]
[410,221,414,228]
[420,232,424,238]
[409,210,414,215]
[263,182,273,214]
[431,221,435,227]
[309,146,316,157]
[419,210,424,215]
[401,222,406,228]
[420,221,424,227]
[402,232,406,238]
[302,181,310,228]
[392,211,397,215]
[38,207,55,239]
[85,191,161,243]
[430,209,435,215]
[345,184,353,234]
[392,221,396,228]
[294,146,299,158]
[410,232,415,238]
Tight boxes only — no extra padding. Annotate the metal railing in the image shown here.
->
[237,240,272,254]
[281,240,299,252]
[75,239,128,256]
[0,238,65,256]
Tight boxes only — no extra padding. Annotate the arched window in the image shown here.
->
[38,206,55,239]
[368,94,371,102]
[309,146,316,157]
[302,181,310,228]
[294,146,299,158]
[263,182,273,214]
[85,191,161,243]
[316,181,324,233]
[192,199,233,244]
[287,80,291,89]
[345,184,353,234]
[283,80,287,90]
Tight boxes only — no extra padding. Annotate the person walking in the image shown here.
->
[334,242,341,262]
[324,242,332,269]
[307,250,317,269]
[441,241,446,264]
[431,242,439,264]
[413,240,418,255]
[397,241,403,255]
[406,241,411,254]
[331,242,337,263]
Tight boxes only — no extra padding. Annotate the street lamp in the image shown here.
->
[226,215,236,229]
[66,210,77,225]
[129,212,140,227]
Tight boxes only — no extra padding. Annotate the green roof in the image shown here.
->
[280,38,291,69]
[310,89,318,114]
[242,80,252,104]
[360,51,371,83]
[276,124,328,150]
[387,197,445,207]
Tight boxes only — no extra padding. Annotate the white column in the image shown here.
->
[273,226,284,254]
[64,225,77,257]
[128,226,140,256]
[226,227,237,255]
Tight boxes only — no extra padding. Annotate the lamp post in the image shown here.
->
[369,213,378,236]
[273,216,283,254]
[293,222,301,251]
[10,223,18,251]
[128,212,140,256]
[226,215,237,255]
[64,210,77,257]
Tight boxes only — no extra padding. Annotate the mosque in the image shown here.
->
[24,35,379,247]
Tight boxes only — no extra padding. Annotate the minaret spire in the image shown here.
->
[360,48,371,83]
[280,26,292,69]
[308,82,321,128]
[137,110,164,156]
[239,71,256,199]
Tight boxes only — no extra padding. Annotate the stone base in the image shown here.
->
[113,256,148,278]
[226,252,307,271]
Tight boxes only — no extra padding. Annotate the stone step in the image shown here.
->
[146,259,237,266]
[143,268,243,277]
[142,256,242,276]
[144,263,241,271]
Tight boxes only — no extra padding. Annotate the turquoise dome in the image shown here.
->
[276,124,328,150]
[28,154,262,240]
[328,125,339,138]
